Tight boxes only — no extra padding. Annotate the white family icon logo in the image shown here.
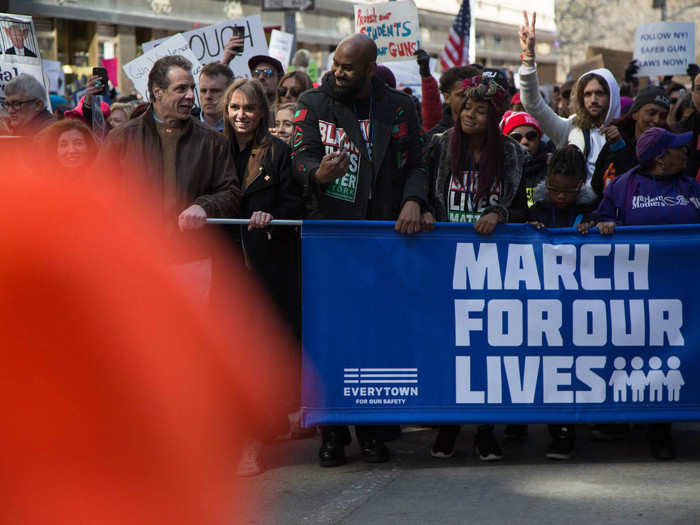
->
[609,356,684,402]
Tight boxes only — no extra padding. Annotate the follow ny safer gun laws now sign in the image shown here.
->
[301,223,700,426]
[634,21,695,77]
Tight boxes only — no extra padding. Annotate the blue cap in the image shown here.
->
[636,127,692,165]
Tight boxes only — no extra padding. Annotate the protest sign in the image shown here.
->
[123,34,202,105]
[42,59,65,95]
[142,15,268,79]
[0,13,48,104]
[354,1,420,62]
[268,30,294,72]
[634,22,695,77]
[302,222,700,426]
[569,55,604,82]
[381,57,436,101]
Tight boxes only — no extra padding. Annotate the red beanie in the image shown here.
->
[500,111,542,138]
[510,91,521,105]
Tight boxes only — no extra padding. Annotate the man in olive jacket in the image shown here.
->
[100,55,240,230]
[291,34,428,468]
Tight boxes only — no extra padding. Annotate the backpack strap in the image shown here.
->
[583,128,591,161]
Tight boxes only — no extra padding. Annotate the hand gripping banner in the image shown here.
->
[301,222,700,426]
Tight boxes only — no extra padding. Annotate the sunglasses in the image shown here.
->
[277,85,300,98]
[253,68,275,78]
[509,130,538,142]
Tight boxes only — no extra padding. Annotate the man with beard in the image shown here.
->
[518,11,620,184]
[292,34,428,467]
[100,55,240,231]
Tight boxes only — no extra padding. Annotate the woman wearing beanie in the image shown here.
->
[501,110,555,207]
[595,127,700,459]
[591,86,671,198]
[426,74,527,461]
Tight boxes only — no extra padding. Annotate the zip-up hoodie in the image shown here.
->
[528,179,599,227]
[595,166,700,225]
[519,64,620,182]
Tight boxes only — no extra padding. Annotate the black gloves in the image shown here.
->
[624,60,639,83]
[414,49,431,78]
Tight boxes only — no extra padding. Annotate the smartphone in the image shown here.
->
[232,26,245,53]
[92,66,109,96]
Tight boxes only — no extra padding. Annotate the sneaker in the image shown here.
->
[504,424,528,441]
[546,431,574,460]
[474,430,503,461]
[236,439,263,476]
[431,426,459,458]
[591,423,628,441]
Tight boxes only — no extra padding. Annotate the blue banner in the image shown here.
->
[301,222,700,426]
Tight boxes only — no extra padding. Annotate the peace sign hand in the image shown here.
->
[519,11,536,55]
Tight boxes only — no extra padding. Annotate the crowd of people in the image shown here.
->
[2,10,700,474]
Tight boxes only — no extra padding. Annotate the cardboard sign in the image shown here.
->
[142,15,268,79]
[586,46,633,83]
[634,22,695,77]
[123,34,203,104]
[569,55,604,82]
[0,13,48,104]
[268,30,294,72]
[354,0,420,62]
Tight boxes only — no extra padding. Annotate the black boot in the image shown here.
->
[319,429,351,467]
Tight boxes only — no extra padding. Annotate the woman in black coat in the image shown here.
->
[221,78,304,476]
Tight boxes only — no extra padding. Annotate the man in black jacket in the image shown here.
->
[292,34,428,467]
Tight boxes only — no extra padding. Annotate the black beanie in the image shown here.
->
[629,86,671,114]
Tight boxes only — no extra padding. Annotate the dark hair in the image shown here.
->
[199,62,234,85]
[573,73,609,129]
[449,97,504,204]
[147,55,192,101]
[35,119,98,168]
[221,78,270,148]
[547,145,586,183]
[439,65,481,94]
[666,82,685,95]
[673,92,693,124]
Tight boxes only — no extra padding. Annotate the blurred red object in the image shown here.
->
[0,149,297,524]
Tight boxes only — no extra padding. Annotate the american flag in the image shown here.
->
[440,0,471,70]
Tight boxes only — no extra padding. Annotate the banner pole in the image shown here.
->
[205,218,303,226]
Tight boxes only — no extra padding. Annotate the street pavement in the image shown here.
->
[242,423,700,525]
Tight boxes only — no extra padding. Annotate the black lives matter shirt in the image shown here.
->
[448,168,503,223]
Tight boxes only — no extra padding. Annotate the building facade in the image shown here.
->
[1,0,557,94]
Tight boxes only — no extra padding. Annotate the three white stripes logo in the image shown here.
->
[344,368,418,384]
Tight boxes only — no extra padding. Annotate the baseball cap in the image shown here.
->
[248,55,284,77]
[636,127,692,165]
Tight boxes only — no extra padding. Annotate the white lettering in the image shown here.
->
[487,299,523,346]
[503,356,539,403]
[542,244,578,290]
[574,356,607,403]
[614,244,649,290]
[453,243,502,290]
[456,356,485,403]
[527,299,563,346]
[455,299,485,346]
[649,299,685,346]
[543,356,574,403]
[580,244,612,290]
[504,244,541,290]
[487,355,502,403]
[610,299,645,346]
[572,299,607,346]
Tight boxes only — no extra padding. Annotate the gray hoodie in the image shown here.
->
[518,65,620,183]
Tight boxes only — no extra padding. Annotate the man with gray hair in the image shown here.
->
[100,55,240,231]
[2,73,54,136]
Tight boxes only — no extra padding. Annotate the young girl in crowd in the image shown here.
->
[595,127,700,460]
[275,70,313,106]
[271,102,296,145]
[427,74,527,461]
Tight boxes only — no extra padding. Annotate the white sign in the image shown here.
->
[268,30,294,72]
[354,0,420,63]
[142,15,268,79]
[123,34,203,104]
[633,22,695,77]
[0,13,49,104]
[42,59,64,95]
[381,57,436,102]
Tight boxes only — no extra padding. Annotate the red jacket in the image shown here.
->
[421,76,442,132]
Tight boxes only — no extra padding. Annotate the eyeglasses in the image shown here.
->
[1,98,37,111]
[546,184,581,195]
[253,68,275,79]
[509,130,538,142]
[277,85,300,98]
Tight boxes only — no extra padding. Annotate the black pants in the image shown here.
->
[321,425,401,445]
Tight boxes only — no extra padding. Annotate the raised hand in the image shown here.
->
[519,11,536,56]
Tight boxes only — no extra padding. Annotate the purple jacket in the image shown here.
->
[595,166,700,225]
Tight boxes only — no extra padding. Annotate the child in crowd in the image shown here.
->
[271,102,295,145]
[524,145,600,459]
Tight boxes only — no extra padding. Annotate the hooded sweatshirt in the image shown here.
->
[595,166,700,225]
[528,179,598,227]
[519,65,620,183]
